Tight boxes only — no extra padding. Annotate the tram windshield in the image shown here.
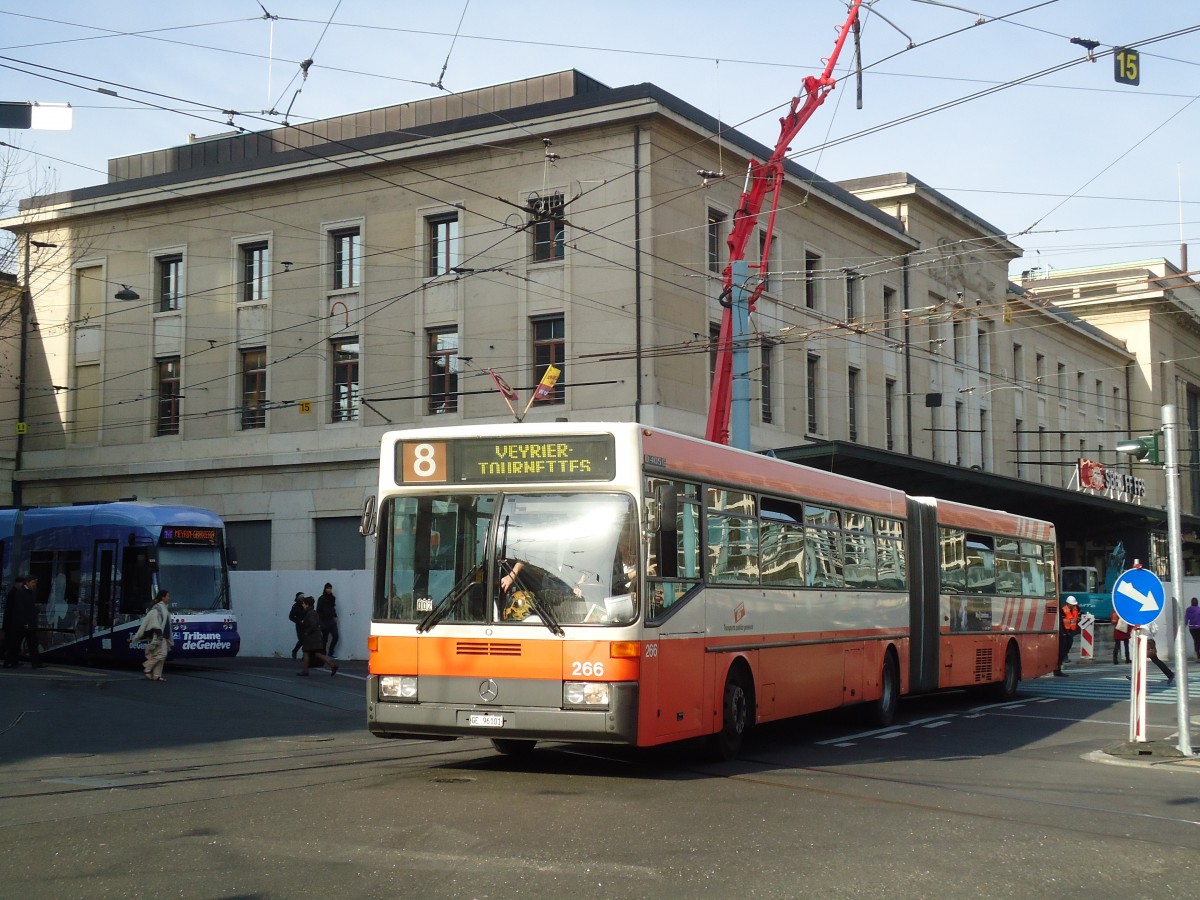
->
[157,546,228,612]
[376,492,639,629]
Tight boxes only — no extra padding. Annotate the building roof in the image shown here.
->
[20,70,907,239]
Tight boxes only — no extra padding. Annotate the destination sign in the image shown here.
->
[397,435,616,485]
[160,526,220,546]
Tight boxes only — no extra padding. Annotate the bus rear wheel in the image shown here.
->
[868,653,899,727]
[491,738,537,756]
[990,644,1020,701]
[708,670,751,761]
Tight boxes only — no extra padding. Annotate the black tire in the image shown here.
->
[708,670,751,761]
[491,738,537,756]
[868,653,899,727]
[990,644,1020,701]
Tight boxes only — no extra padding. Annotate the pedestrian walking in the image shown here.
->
[3,576,43,668]
[288,591,305,659]
[1111,610,1132,664]
[296,595,338,677]
[1054,596,1080,676]
[131,590,173,681]
[1128,624,1175,685]
[1186,597,1200,662]
[316,582,339,658]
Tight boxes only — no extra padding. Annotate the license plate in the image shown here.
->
[468,714,505,728]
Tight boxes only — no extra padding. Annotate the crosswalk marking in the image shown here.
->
[1020,670,1197,705]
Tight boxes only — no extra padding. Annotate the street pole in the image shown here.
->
[1162,403,1192,755]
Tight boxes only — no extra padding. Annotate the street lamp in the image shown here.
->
[114,285,140,301]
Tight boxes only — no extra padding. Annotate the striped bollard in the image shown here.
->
[1079,613,1095,660]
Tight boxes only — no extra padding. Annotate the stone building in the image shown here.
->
[2,71,1193,575]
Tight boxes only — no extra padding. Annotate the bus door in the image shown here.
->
[640,479,708,744]
[91,539,119,636]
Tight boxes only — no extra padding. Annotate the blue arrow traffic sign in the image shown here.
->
[1110,568,1166,627]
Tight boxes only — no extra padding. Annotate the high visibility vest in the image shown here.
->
[1063,605,1080,632]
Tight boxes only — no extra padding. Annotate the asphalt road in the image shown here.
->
[1,657,1198,899]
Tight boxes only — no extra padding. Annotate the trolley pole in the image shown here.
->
[1162,404,1192,755]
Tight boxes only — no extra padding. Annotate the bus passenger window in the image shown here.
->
[876,518,906,590]
[940,528,966,593]
[965,535,995,593]
[843,512,877,588]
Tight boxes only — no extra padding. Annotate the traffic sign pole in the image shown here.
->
[1130,632,1148,742]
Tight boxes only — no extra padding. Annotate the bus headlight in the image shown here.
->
[379,675,418,701]
[563,681,610,708]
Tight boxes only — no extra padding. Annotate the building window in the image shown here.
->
[1036,353,1046,392]
[807,354,819,434]
[225,520,271,571]
[241,348,266,429]
[844,271,859,323]
[1012,343,1023,385]
[980,409,989,470]
[885,378,896,451]
[156,357,180,436]
[709,321,721,385]
[532,315,566,405]
[427,213,459,277]
[760,340,774,424]
[883,286,896,339]
[332,227,360,289]
[707,209,727,274]
[805,251,821,309]
[158,254,182,312]
[315,516,366,570]
[1015,418,1024,478]
[331,338,360,422]
[530,193,565,263]
[955,401,965,465]
[427,329,459,414]
[241,241,269,303]
[848,367,859,442]
[758,232,776,293]
[952,322,964,364]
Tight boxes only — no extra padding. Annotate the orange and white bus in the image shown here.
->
[365,422,1058,758]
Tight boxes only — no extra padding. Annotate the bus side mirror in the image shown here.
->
[360,494,377,537]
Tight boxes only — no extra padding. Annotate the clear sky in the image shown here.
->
[1,0,1197,280]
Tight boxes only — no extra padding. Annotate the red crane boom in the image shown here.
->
[705,0,863,444]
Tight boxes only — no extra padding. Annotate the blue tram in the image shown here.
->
[0,501,239,661]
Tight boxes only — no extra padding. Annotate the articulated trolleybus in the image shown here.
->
[366,423,1057,758]
[0,501,239,662]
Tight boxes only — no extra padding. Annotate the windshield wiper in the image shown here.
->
[524,588,564,636]
[417,564,483,633]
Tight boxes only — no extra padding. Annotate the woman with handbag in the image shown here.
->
[131,590,172,682]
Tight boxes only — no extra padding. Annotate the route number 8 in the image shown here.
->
[402,441,447,483]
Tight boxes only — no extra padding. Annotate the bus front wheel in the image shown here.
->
[708,669,751,761]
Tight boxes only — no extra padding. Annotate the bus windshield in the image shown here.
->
[377,492,638,628]
[157,546,228,612]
